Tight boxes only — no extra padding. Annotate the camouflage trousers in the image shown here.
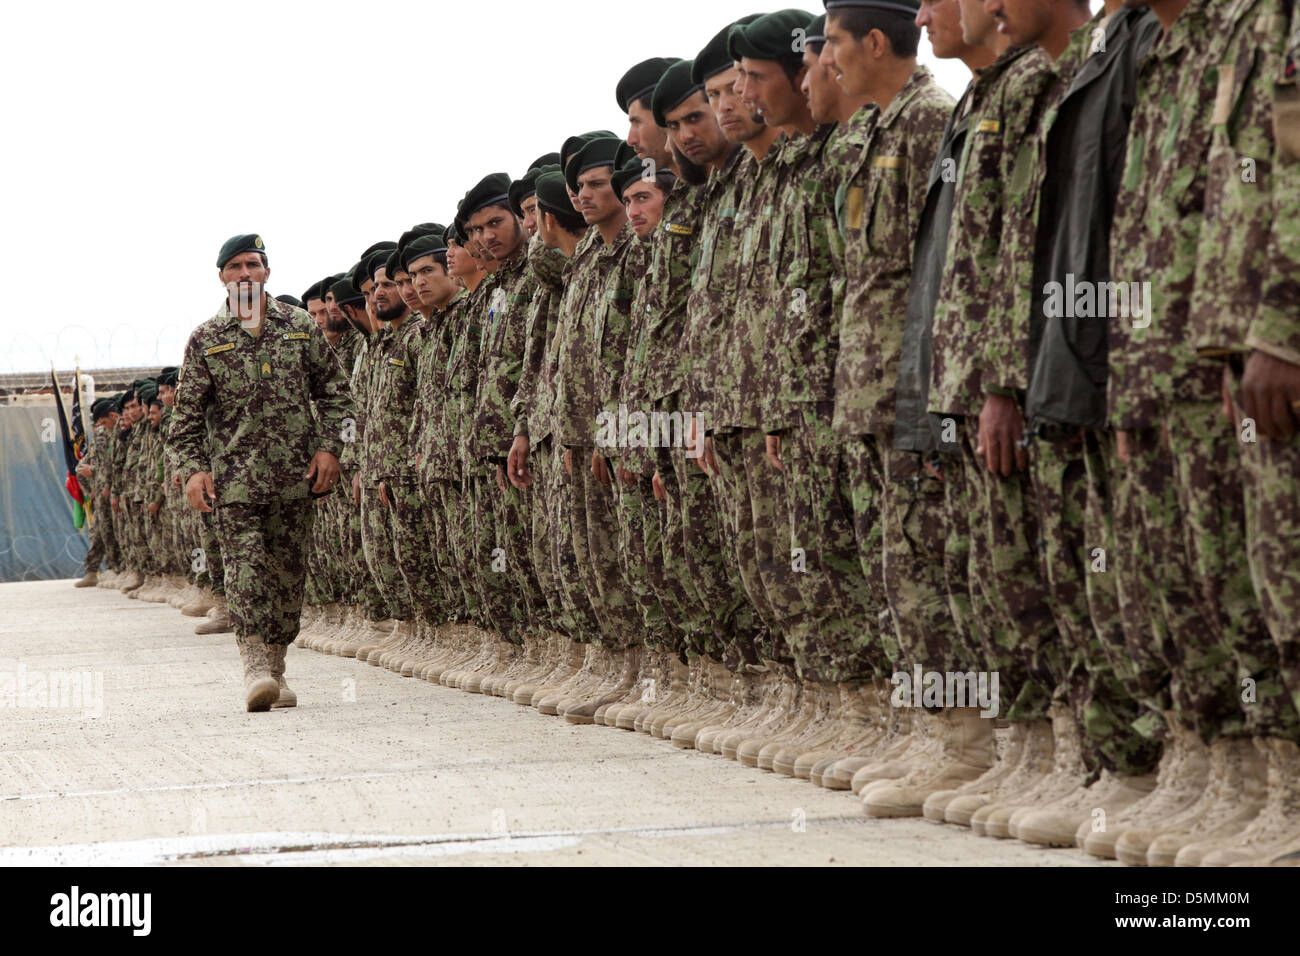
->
[1121,389,1295,744]
[388,478,450,626]
[337,489,385,619]
[784,405,885,682]
[466,470,523,636]
[491,461,544,642]
[665,428,758,668]
[213,497,314,646]
[304,496,332,607]
[540,440,602,644]
[1236,417,1300,728]
[566,445,643,648]
[843,432,958,677]
[709,428,803,664]
[422,478,480,626]
[359,485,412,620]
[611,453,674,653]
[83,508,108,575]
[1034,433,1160,776]
[523,438,569,637]
[945,422,1053,722]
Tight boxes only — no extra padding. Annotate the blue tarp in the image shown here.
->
[0,405,90,582]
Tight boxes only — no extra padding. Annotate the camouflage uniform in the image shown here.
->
[328,326,372,615]
[169,296,356,646]
[928,47,1058,721]
[511,234,601,642]
[1109,0,1291,743]
[833,67,956,678]
[472,243,543,642]
[554,223,647,649]
[1194,0,1300,733]
[770,113,886,682]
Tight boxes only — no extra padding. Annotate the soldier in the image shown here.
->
[616,57,680,174]
[171,234,355,712]
[73,398,120,588]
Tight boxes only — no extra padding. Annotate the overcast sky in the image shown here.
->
[0,1,1095,379]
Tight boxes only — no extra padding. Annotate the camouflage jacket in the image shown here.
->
[412,292,467,484]
[834,66,954,437]
[772,118,872,426]
[148,412,167,507]
[683,145,751,432]
[328,326,365,477]
[553,224,639,449]
[124,421,148,501]
[170,295,356,505]
[471,244,534,463]
[718,134,795,433]
[513,235,572,446]
[929,46,1045,418]
[445,284,487,475]
[1191,0,1300,365]
[362,316,426,485]
[985,45,1073,397]
[1109,0,1233,427]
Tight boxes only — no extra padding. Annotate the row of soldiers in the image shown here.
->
[78,0,1299,866]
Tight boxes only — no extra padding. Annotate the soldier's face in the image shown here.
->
[147,404,162,426]
[324,292,350,333]
[218,252,269,310]
[622,181,666,239]
[467,204,524,262]
[705,66,764,143]
[801,46,840,124]
[307,297,329,332]
[159,383,175,407]
[738,57,806,129]
[577,167,622,227]
[627,99,671,169]
[394,268,421,314]
[822,16,871,97]
[520,195,539,237]
[984,0,1051,46]
[408,255,458,310]
[103,412,120,429]
[372,268,405,320]
[664,92,729,167]
[124,399,142,423]
[447,240,477,280]
[959,0,998,45]
[359,277,376,316]
[919,0,972,58]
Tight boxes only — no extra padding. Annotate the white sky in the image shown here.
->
[0,1,1095,377]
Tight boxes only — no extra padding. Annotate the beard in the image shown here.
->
[377,301,407,321]
[326,314,350,333]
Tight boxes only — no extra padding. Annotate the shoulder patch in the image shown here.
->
[282,331,312,341]
[204,343,236,356]
[977,119,1000,133]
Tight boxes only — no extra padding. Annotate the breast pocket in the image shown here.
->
[205,347,252,403]
[864,165,906,265]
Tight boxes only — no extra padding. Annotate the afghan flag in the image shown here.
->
[50,365,86,528]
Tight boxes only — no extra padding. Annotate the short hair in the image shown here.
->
[542,204,588,236]
[828,7,920,58]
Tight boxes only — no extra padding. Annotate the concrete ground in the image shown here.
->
[0,580,1108,866]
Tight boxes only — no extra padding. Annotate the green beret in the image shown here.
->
[359,240,397,260]
[652,59,704,127]
[611,157,651,202]
[529,152,561,171]
[458,172,514,225]
[216,234,265,269]
[728,9,815,62]
[616,57,681,113]
[535,170,575,217]
[319,273,345,300]
[302,280,325,304]
[806,13,827,44]
[91,397,115,419]
[157,367,179,387]
[560,131,619,175]
[383,249,403,278]
[824,0,919,13]
[137,380,159,406]
[402,233,448,271]
[509,168,544,218]
[276,294,303,308]
[692,14,763,84]
[112,392,127,412]
[361,249,392,284]
[565,137,635,194]
[331,272,365,306]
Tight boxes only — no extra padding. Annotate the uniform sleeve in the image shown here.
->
[168,332,215,480]
[307,326,356,459]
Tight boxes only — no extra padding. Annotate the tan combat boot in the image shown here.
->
[537,643,608,714]
[922,720,1019,821]
[97,569,118,588]
[669,660,742,748]
[266,643,297,709]
[657,657,727,740]
[1184,738,1300,866]
[966,715,1059,836]
[697,667,770,754]
[195,594,233,635]
[1080,715,1210,859]
[564,647,641,724]
[182,586,217,617]
[118,569,143,594]
[862,708,994,817]
[506,633,560,701]
[74,571,99,588]
[802,682,889,782]
[599,647,659,726]
[775,683,858,776]
[986,706,1093,839]
[633,654,693,732]
[528,640,588,708]
[237,635,280,712]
